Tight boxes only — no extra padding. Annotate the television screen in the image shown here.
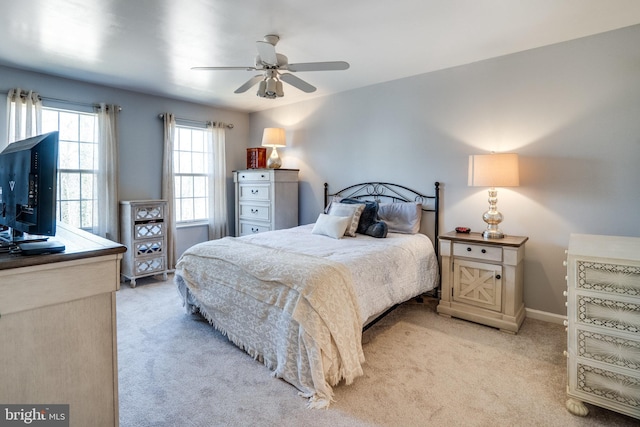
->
[0,131,59,243]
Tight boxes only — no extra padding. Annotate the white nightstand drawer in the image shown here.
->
[239,203,270,222]
[239,222,271,236]
[453,242,502,262]
[239,184,270,201]
[134,204,164,221]
[237,171,271,182]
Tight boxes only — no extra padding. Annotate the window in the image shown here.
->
[41,107,98,231]
[173,125,209,223]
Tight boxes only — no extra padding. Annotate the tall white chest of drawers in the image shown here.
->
[234,169,299,237]
[120,200,168,286]
[565,233,640,420]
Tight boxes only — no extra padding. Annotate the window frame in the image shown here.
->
[173,124,210,224]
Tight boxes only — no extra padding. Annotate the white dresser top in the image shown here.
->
[568,233,640,261]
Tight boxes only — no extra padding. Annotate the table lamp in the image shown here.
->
[468,153,519,239]
[261,128,286,169]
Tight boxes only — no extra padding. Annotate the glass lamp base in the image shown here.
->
[267,147,282,169]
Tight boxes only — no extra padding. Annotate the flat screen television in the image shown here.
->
[0,131,59,244]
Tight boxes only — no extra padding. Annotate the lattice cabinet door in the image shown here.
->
[120,200,168,287]
[453,259,503,312]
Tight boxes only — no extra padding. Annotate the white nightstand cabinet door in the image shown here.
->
[453,259,503,312]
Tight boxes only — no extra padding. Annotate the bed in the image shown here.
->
[174,181,441,407]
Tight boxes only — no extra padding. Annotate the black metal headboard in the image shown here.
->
[324,181,440,253]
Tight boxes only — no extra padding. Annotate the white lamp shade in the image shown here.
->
[468,153,519,187]
[261,128,286,147]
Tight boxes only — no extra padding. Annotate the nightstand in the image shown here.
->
[437,231,528,333]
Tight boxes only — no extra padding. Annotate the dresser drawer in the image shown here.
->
[576,260,640,297]
[239,184,270,201]
[133,204,164,221]
[453,242,502,262]
[238,221,271,236]
[134,256,165,276]
[239,203,270,222]
[133,239,164,257]
[237,171,271,182]
[570,361,640,413]
[134,222,165,239]
[575,294,640,334]
[576,328,640,371]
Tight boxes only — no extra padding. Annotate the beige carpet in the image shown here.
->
[116,276,638,427]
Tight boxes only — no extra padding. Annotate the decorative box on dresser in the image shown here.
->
[564,233,640,420]
[437,231,528,334]
[120,200,168,287]
[234,169,299,237]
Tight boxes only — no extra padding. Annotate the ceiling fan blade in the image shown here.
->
[191,66,258,71]
[286,61,350,72]
[234,75,264,93]
[280,73,316,93]
[256,40,278,66]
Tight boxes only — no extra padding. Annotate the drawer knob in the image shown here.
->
[563,291,568,297]
[495,274,501,280]
[251,189,259,194]
[241,175,246,178]
[563,260,567,267]
[481,249,486,254]
[563,320,568,326]
[251,208,259,214]
[251,227,259,233]
[261,174,265,178]
[467,247,472,252]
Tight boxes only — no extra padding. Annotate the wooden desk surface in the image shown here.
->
[0,222,126,270]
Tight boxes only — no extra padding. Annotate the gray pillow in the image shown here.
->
[377,202,422,234]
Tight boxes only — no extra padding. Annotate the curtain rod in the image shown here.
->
[158,113,234,129]
[6,90,122,111]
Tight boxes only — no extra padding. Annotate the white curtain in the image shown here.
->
[94,103,120,242]
[206,122,228,239]
[162,114,178,269]
[5,88,42,149]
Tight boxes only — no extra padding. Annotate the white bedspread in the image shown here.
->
[240,224,439,324]
[174,224,439,407]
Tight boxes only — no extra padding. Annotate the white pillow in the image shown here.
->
[311,214,351,239]
[327,202,365,237]
[377,202,422,234]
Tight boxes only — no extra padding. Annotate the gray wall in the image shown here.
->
[0,65,250,253]
[249,25,640,316]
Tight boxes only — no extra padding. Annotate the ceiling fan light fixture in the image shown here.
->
[276,80,284,97]
[265,77,277,97]
[257,80,266,97]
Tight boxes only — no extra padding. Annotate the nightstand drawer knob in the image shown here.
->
[563,320,568,326]
[481,249,487,254]
[495,274,501,280]
[563,260,567,267]
[467,247,472,252]
[563,291,568,297]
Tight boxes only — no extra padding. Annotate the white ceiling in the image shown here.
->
[1,0,640,113]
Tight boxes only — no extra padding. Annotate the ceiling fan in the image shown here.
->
[191,35,349,99]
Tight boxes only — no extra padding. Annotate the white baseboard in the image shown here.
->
[525,308,567,325]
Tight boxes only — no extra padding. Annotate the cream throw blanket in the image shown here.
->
[175,237,365,408]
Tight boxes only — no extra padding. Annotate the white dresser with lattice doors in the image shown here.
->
[120,200,168,287]
[564,233,640,420]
